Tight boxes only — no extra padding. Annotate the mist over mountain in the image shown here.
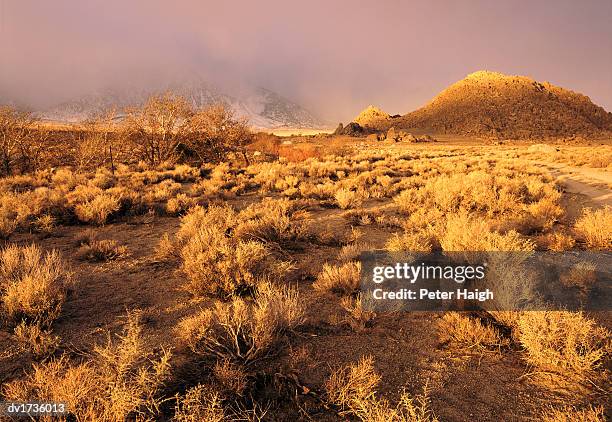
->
[35,78,327,130]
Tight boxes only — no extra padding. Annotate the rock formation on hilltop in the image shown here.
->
[385,71,612,139]
[353,105,391,128]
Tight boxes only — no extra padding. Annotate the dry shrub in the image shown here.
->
[3,311,172,421]
[213,359,249,397]
[0,211,18,238]
[438,312,506,350]
[76,239,128,262]
[181,231,286,297]
[537,231,576,251]
[33,214,56,234]
[440,212,535,252]
[325,356,437,422]
[0,244,73,325]
[74,192,121,225]
[234,198,309,245]
[341,293,376,331]
[393,189,426,215]
[517,311,610,386]
[337,242,374,264]
[574,206,611,249]
[343,209,381,226]
[13,320,60,357]
[172,383,266,422]
[325,356,380,411]
[313,262,361,295]
[166,193,197,216]
[247,132,281,156]
[155,232,179,261]
[541,405,605,422]
[335,188,364,209]
[559,261,597,299]
[173,384,225,422]
[178,282,304,365]
[527,193,563,231]
[278,144,320,162]
[178,204,292,296]
[386,232,433,252]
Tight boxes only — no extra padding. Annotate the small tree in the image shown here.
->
[0,106,36,176]
[123,93,192,166]
[186,103,252,164]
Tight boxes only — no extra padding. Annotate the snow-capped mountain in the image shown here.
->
[38,80,326,129]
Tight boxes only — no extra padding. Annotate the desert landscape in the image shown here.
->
[0,68,610,421]
[1,1,611,421]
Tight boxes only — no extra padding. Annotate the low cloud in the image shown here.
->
[1,0,611,122]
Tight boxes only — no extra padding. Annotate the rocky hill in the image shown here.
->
[363,71,612,139]
[38,79,326,130]
[353,105,391,128]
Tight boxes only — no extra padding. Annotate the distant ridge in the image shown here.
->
[357,71,612,139]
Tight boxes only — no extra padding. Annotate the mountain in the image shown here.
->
[363,71,612,139]
[38,80,326,130]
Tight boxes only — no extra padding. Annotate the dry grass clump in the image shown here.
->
[574,206,611,249]
[173,384,226,422]
[172,382,267,422]
[438,312,507,351]
[13,320,60,357]
[517,311,610,387]
[178,282,304,365]
[3,311,172,421]
[337,242,374,264]
[340,293,377,331]
[313,262,361,295]
[212,359,249,397]
[76,238,128,262]
[325,356,437,422]
[0,244,73,325]
[541,405,605,422]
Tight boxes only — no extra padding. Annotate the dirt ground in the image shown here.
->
[0,138,610,421]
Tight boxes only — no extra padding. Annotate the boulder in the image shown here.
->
[385,127,398,142]
[333,123,344,135]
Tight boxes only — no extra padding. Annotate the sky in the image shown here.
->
[1,0,611,122]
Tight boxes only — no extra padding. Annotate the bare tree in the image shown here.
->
[17,121,51,173]
[186,103,252,164]
[122,93,192,166]
[0,106,36,175]
[73,109,118,171]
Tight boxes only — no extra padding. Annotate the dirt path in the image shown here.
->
[532,161,612,207]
